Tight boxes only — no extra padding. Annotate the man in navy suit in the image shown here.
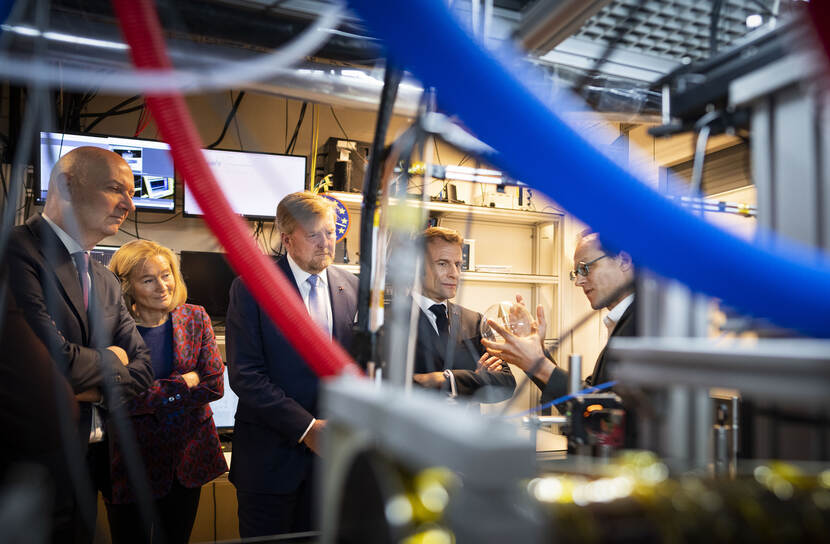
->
[411,227,515,401]
[6,146,153,542]
[226,191,358,537]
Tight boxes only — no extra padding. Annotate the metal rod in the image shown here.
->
[522,415,568,427]
[568,353,582,395]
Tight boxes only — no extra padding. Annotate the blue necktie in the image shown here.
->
[306,275,328,333]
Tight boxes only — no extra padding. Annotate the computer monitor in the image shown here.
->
[90,245,119,267]
[179,251,237,321]
[210,367,238,430]
[37,132,176,212]
[183,149,306,219]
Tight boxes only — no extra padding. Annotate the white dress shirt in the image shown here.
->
[603,294,634,335]
[412,291,447,335]
[286,253,333,338]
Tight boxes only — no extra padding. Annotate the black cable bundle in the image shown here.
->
[207,91,246,149]
[285,102,308,154]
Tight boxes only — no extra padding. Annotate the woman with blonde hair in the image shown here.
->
[106,239,227,543]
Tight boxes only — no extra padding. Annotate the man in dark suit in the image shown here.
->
[481,230,635,402]
[411,227,515,401]
[226,191,358,538]
[6,146,153,542]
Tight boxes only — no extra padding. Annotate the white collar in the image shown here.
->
[42,213,85,255]
[412,291,447,314]
[286,253,329,287]
[603,293,634,332]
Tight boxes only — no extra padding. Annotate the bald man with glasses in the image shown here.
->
[481,231,635,404]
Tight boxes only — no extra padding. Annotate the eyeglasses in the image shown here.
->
[569,254,608,281]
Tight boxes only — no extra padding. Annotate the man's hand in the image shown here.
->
[413,371,447,389]
[481,302,556,383]
[106,345,129,366]
[302,419,327,456]
[514,294,547,351]
[181,371,200,389]
[76,388,102,403]
[478,352,505,373]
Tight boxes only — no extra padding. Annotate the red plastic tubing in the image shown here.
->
[111,0,360,379]
[809,3,830,64]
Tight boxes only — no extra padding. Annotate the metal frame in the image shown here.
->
[610,337,830,402]
[731,49,830,251]
[320,378,541,543]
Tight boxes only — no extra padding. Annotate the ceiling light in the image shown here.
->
[1,24,128,50]
[43,31,128,50]
[746,14,763,29]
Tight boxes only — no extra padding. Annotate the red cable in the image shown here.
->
[111,0,360,379]
[809,3,830,65]
[134,106,152,138]
[133,105,146,137]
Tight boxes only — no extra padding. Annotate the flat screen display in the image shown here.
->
[38,132,176,212]
[183,149,306,219]
[90,245,119,267]
[179,251,237,321]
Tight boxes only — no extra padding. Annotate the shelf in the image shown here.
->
[462,271,558,285]
[326,191,562,226]
[338,264,557,285]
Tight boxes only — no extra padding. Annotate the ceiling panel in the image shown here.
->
[571,0,785,64]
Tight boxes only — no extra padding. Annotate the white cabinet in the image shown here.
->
[327,191,566,417]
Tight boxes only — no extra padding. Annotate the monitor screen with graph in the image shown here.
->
[37,131,176,212]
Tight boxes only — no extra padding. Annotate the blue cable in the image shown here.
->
[0,1,12,26]
[346,0,830,337]
[509,381,619,419]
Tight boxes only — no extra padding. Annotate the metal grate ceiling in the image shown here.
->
[573,0,786,63]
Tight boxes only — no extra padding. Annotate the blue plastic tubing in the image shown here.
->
[347,0,830,337]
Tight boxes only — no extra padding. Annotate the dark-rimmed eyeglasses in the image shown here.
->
[569,254,608,281]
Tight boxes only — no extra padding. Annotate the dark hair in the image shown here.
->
[576,229,620,256]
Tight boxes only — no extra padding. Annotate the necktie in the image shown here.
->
[306,275,328,333]
[72,251,90,311]
[429,303,449,339]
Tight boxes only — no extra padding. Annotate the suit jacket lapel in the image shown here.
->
[589,344,608,387]
[415,305,444,373]
[446,302,462,338]
[28,215,90,339]
[327,267,351,343]
[613,303,635,337]
[171,306,187,373]
[588,302,635,386]
[277,256,302,294]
